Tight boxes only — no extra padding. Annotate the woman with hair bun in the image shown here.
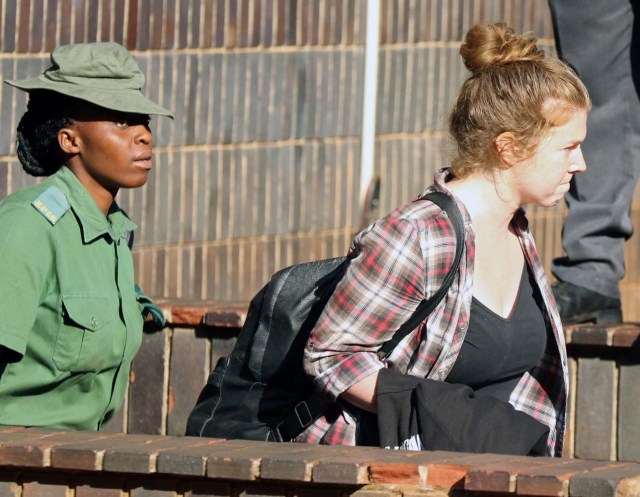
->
[300,23,590,456]
[0,42,173,430]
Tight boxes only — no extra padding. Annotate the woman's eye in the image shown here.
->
[115,120,128,128]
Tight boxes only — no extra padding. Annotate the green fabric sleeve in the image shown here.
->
[0,205,54,357]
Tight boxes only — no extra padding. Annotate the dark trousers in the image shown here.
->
[550,0,640,298]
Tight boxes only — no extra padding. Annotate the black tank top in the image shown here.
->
[445,263,547,402]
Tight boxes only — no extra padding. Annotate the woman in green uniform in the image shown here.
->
[0,42,173,430]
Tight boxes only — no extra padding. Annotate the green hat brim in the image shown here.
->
[5,76,174,118]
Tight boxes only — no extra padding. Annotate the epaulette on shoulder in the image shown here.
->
[31,185,70,226]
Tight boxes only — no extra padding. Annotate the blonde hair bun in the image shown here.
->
[460,22,544,74]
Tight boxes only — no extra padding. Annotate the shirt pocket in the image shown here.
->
[54,295,119,372]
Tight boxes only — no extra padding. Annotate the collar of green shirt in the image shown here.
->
[52,165,137,243]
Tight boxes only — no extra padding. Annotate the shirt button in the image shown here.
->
[459,323,467,332]
[91,317,98,327]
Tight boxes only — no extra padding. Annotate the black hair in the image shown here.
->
[16,90,81,177]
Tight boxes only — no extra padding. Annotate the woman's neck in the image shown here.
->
[66,163,117,216]
[447,171,520,231]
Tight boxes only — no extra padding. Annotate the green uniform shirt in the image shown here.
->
[0,166,143,430]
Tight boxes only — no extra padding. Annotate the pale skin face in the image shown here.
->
[58,105,153,215]
[504,107,588,208]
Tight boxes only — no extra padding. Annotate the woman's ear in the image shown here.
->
[58,128,80,155]
[494,132,519,167]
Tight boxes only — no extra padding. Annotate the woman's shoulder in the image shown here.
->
[350,189,457,255]
[386,188,454,230]
[0,178,70,231]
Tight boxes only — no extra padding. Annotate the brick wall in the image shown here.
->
[2,424,640,497]
[106,305,640,465]
[2,1,640,318]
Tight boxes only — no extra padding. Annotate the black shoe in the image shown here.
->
[552,281,622,325]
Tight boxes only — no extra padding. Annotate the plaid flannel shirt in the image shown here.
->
[299,169,569,456]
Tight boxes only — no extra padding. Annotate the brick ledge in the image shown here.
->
[155,301,248,328]
[0,426,639,496]
[157,300,640,349]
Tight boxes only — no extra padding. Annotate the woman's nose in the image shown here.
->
[135,125,153,145]
[570,147,587,173]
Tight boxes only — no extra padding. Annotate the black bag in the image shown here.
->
[374,369,549,455]
[185,192,464,442]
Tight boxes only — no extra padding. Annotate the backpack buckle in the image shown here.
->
[293,401,314,427]
[271,401,314,442]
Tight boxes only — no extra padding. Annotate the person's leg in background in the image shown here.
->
[549,0,640,323]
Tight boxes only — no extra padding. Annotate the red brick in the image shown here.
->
[50,433,149,470]
[369,462,421,485]
[73,474,129,497]
[201,304,247,328]
[575,357,615,460]
[371,452,518,488]
[75,487,123,497]
[167,329,209,436]
[102,435,206,473]
[312,448,478,487]
[168,305,206,325]
[618,362,640,461]
[239,444,344,482]
[414,452,520,491]
[312,455,372,485]
[465,458,560,493]
[156,438,236,476]
[516,459,618,496]
[568,463,640,497]
[21,473,70,497]
[262,447,385,483]
[206,442,316,481]
[128,330,168,435]
[0,429,117,467]
[0,470,20,497]
[259,452,318,482]
[570,326,611,346]
[423,463,468,491]
[612,326,640,347]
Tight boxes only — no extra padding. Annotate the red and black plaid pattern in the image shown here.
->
[299,169,568,456]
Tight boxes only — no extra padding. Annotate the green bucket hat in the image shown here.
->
[5,42,174,118]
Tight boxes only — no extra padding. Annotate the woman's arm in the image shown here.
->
[341,370,381,413]
[303,215,429,403]
[0,205,54,359]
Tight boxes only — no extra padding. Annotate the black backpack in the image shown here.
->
[185,192,464,442]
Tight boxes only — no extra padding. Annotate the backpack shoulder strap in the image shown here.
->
[377,191,465,359]
[270,192,465,441]
[268,390,328,442]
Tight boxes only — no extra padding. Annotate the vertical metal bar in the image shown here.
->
[358,0,381,207]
